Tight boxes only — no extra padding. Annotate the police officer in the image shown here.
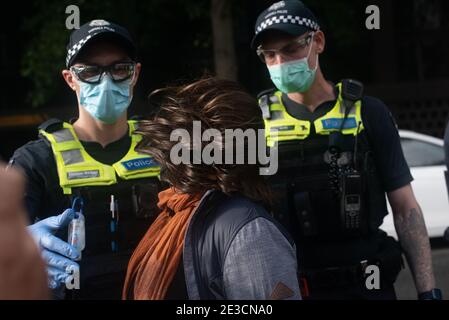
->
[10,20,161,299]
[252,1,441,300]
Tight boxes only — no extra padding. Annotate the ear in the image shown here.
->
[314,30,326,54]
[62,69,78,92]
[134,63,141,85]
[130,63,141,92]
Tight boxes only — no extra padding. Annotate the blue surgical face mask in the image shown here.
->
[267,38,318,94]
[78,75,133,124]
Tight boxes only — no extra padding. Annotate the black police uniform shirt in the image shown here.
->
[11,127,153,299]
[280,92,413,193]
[277,90,414,267]
[10,128,132,222]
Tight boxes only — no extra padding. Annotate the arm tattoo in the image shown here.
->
[394,207,435,293]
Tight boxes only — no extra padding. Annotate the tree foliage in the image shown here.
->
[18,0,369,108]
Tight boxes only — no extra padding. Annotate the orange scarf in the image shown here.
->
[122,187,203,300]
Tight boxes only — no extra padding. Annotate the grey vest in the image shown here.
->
[183,190,295,299]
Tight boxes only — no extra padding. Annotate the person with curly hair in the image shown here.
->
[122,77,301,300]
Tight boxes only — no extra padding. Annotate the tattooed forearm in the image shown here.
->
[394,207,435,293]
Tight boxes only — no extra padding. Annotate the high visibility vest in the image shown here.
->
[40,120,160,195]
[261,82,365,147]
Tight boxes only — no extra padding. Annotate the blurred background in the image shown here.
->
[0,0,448,299]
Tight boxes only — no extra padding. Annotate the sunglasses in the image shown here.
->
[256,33,314,64]
[70,62,136,84]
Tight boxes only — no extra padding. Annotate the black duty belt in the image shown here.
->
[299,260,377,297]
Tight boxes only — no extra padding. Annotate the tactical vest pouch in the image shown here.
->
[372,236,404,285]
[132,181,162,219]
[264,180,307,245]
[290,174,340,240]
[73,250,133,300]
[67,179,161,299]
[293,191,318,237]
[74,178,161,256]
[290,170,370,240]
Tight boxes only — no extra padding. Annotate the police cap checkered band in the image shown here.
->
[65,19,137,68]
[251,0,320,49]
[255,15,320,35]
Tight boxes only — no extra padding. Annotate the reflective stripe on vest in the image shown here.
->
[40,120,160,195]
[261,82,365,147]
[263,91,311,147]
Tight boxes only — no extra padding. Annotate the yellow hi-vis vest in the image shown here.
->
[261,83,365,148]
[39,120,160,195]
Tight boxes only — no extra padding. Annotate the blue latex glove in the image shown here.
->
[28,209,81,289]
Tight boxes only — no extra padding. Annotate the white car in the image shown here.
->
[380,130,449,239]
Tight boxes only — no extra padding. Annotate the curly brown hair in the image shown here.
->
[136,77,272,206]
